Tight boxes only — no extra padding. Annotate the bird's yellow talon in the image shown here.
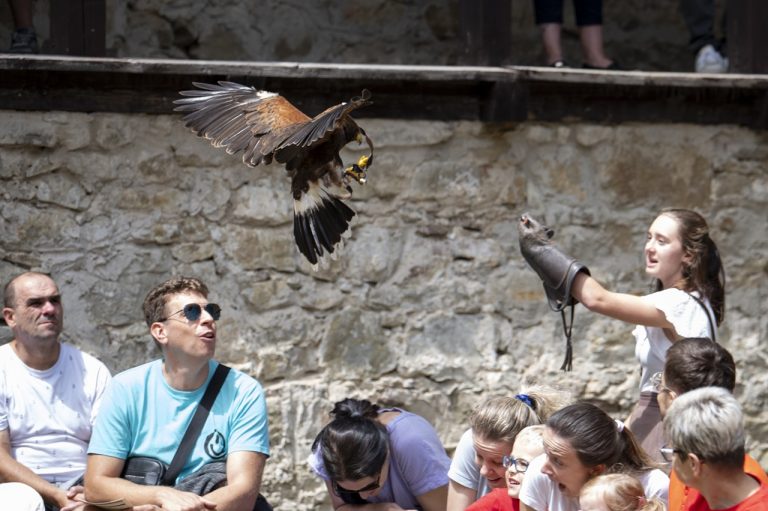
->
[344,164,367,184]
[357,155,369,169]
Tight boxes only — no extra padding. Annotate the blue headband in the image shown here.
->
[515,394,535,410]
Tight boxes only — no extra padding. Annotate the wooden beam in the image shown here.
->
[727,0,768,74]
[1,56,767,128]
[47,0,106,56]
[458,0,512,66]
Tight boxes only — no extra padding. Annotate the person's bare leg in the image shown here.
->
[579,24,613,68]
[8,0,34,29]
[540,23,564,65]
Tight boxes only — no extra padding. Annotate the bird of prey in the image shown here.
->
[174,81,374,268]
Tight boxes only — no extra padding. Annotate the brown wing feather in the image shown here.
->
[275,90,372,164]
[174,81,311,167]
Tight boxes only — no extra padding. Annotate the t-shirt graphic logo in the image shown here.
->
[204,429,226,459]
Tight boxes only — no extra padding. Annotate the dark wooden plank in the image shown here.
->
[728,0,768,74]
[1,56,767,128]
[82,0,107,57]
[45,0,105,56]
[48,0,84,55]
[458,0,512,66]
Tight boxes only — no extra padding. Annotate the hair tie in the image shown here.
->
[615,419,624,433]
[515,394,535,410]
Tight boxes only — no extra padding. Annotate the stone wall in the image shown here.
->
[1,111,766,509]
[0,0,724,71]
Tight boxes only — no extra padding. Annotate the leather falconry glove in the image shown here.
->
[517,213,590,371]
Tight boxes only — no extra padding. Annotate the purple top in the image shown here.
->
[309,408,451,509]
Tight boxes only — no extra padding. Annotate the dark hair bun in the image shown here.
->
[330,398,380,420]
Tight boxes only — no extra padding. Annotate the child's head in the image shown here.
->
[505,425,545,499]
[579,474,664,511]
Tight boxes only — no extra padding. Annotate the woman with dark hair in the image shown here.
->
[310,398,451,510]
[519,403,668,511]
[563,208,724,460]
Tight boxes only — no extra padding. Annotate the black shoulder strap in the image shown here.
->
[688,293,717,343]
[162,363,232,486]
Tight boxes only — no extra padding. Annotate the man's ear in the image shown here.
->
[689,453,705,477]
[150,322,168,346]
[2,307,15,328]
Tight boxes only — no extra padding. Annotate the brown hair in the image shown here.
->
[655,208,725,325]
[142,276,209,326]
[581,474,665,511]
[664,337,735,394]
[470,385,571,444]
[547,402,657,475]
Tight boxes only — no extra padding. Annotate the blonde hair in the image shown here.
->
[470,385,571,444]
[580,474,666,511]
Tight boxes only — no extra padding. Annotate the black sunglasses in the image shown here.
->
[332,468,383,498]
[161,303,221,322]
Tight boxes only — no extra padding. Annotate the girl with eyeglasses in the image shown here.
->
[466,426,546,511]
[309,398,451,510]
[448,386,571,511]
[519,403,668,511]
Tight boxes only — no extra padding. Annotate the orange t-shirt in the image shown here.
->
[669,455,768,511]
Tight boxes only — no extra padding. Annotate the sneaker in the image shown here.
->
[695,44,727,73]
[8,28,38,54]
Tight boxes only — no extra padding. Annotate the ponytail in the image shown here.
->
[312,398,389,482]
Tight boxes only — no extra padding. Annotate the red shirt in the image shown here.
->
[466,488,520,511]
[669,455,768,511]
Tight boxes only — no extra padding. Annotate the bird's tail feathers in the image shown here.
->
[293,182,356,269]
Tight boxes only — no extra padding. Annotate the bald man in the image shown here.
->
[1,272,111,510]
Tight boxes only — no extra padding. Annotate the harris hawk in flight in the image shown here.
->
[174,81,374,268]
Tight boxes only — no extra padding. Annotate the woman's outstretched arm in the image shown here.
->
[571,273,674,330]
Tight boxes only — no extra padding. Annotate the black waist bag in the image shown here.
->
[121,456,169,486]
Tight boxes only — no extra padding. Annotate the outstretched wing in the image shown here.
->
[274,89,372,164]
[174,81,310,167]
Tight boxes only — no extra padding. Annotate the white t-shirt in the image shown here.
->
[520,454,669,511]
[448,428,491,500]
[633,288,716,392]
[0,343,111,483]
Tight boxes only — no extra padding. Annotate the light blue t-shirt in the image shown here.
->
[88,359,269,483]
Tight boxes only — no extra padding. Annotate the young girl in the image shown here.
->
[466,425,546,511]
[580,474,666,511]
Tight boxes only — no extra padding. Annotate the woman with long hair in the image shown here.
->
[523,208,725,460]
[310,398,451,510]
[519,402,668,511]
[572,208,724,460]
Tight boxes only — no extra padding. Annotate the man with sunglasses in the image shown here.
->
[659,338,768,511]
[1,271,111,510]
[85,276,270,510]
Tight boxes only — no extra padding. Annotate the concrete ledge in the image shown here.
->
[1,55,767,127]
